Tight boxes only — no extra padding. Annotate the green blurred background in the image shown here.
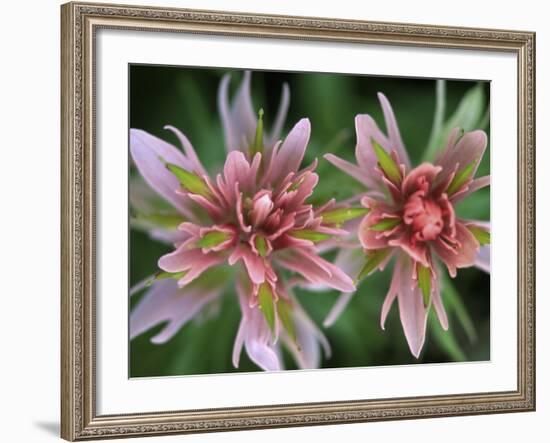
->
[129,65,490,377]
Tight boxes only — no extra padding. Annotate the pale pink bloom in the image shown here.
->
[130,72,353,371]
[324,93,490,358]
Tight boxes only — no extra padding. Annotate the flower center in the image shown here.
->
[403,192,444,242]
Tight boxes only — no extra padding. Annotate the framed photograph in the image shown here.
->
[61,1,536,440]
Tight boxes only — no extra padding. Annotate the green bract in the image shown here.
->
[322,207,369,226]
[358,249,391,280]
[372,140,402,184]
[165,162,212,198]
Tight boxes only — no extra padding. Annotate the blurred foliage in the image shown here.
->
[129,66,490,377]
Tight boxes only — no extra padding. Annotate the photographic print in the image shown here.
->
[61,4,535,439]
[128,66,491,377]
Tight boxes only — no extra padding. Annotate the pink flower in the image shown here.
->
[324,93,490,358]
[129,72,355,371]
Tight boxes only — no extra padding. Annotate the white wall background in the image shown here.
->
[0,0,545,442]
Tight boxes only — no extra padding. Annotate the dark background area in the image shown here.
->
[129,65,490,377]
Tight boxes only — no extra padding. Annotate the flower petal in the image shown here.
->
[475,245,491,273]
[266,82,290,149]
[380,260,402,329]
[437,129,488,182]
[228,244,266,284]
[323,153,372,187]
[232,280,282,371]
[158,244,225,286]
[130,129,197,218]
[433,221,479,277]
[265,118,310,186]
[451,175,490,203]
[402,163,442,197]
[431,272,449,330]
[377,92,411,168]
[218,71,256,153]
[395,256,428,358]
[284,297,331,369]
[163,125,206,175]
[276,249,355,293]
[130,279,222,344]
[323,248,366,327]
[222,151,259,195]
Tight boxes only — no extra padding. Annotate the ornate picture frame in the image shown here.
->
[61,2,535,440]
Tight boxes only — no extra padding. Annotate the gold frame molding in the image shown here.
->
[61,1,536,440]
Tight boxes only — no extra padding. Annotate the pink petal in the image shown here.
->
[437,130,488,181]
[395,256,428,358]
[281,172,319,212]
[266,82,290,149]
[250,192,274,227]
[434,222,479,277]
[402,163,442,197]
[380,264,401,329]
[354,114,400,190]
[323,153,372,187]
[232,316,247,368]
[475,245,491,273]
[451,175,490,203]
[130,279,222,344]
[276,249,355,293]
[218,71,256,153]
[158,245,225,286]
[232,280,281,371]
[358,211,394,250]
[431,273,449,330]
[284,297,331,369]
[265,118,310,186]
[388,234,429,268]
[222,150,257,194]
[228,244,266,284]
[377,92,411,169]
[323,248,366,327]
[185,192,224,219]
[129,129,196,218]
[163,125,206,175]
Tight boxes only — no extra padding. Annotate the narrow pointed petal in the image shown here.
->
[324,248,366,327]
[218,71,257,152]
[158,244,225,286]
[402,163,442,197]
[377,92,411,168]
[323,153,371,187]
[232,71,257,146]
[233,280,282,371]
[285,299,331,369]
[163,125,206,175]
[354,114,397,190]
[451,175,490,203]
[250,192,274,227]
[228,244,266,284]
[232,317,247,368]
[130,279,222,344]
[130,129,196,217]
[222,151,258,195]
[434,222,479,277]
[266,82,290,148]
[475,245,491,273]
[265,118,310,186]
[431,274,449,330]
[276,249,356,293]
[437,130,488,182]
[396,257,428,358]
[381,261,401,329]
[218,73,237,152]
